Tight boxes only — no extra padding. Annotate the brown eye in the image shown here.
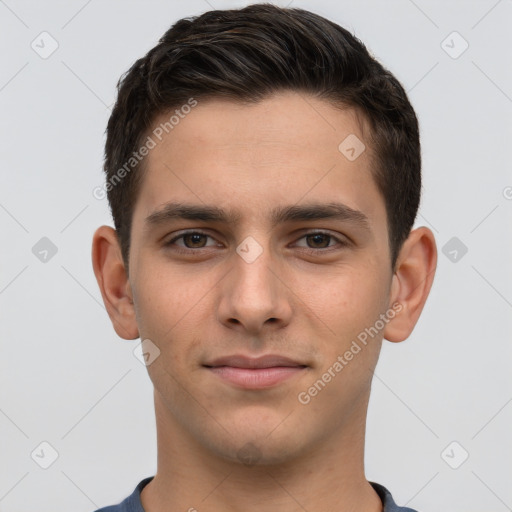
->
[293,231,349,253]
[305,233,332,248]
[182,233,208,248]
[165,231,219,252]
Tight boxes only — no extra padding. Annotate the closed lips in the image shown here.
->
[204,355,307,369]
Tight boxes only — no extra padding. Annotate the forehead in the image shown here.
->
[133,91,385,235]
[146,92,370,170]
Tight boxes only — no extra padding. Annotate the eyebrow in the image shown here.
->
[144,201,371,232]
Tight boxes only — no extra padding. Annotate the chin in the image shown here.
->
[213,438,300,467]
[200,417,308,467]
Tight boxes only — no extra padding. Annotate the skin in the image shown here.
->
[92,91,437,512]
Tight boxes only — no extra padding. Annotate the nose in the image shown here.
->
[216,239,293,335]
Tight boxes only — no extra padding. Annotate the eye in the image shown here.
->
[165,230,220,253]
[294,231,348,252]
[164,229,349,255]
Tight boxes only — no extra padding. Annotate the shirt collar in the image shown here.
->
[126,476,417,512]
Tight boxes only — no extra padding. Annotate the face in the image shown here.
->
[127,91,395,464]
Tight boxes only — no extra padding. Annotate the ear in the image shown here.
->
[383,226,437,343]
[91,225,139,340]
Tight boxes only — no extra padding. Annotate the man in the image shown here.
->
[91,4,437,511]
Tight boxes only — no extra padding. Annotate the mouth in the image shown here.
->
[203,354,308,389]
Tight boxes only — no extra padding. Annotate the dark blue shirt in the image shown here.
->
[93,476,419,511]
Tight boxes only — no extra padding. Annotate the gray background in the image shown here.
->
[1,0,511,511]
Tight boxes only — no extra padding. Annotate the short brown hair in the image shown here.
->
[103,3,421,273]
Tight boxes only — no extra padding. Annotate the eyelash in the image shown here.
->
[164,230,349,256]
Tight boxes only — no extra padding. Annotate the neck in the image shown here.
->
[141,390,382,512]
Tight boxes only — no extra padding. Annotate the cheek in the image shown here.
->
[132,263,215,367]
[132,265,194,339]
[310,264,388,346]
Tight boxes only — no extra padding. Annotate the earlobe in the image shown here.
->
[91,225,139,340]
[383,226,437,343]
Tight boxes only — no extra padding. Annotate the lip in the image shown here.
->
[203,354,308,389]
[205,354,305,369]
